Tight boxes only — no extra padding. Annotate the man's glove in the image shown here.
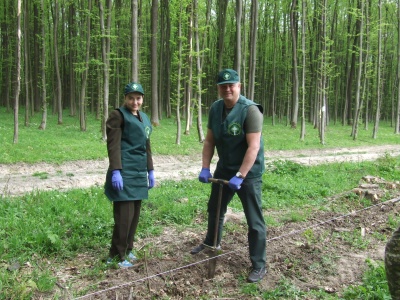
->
[198,168,212,183]
[228,176,244,191]
[111,170,123,191]
[148,170,155,189]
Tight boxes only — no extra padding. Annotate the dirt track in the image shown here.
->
[1,145,399,197]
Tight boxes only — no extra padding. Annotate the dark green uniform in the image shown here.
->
[203,95,266,269]
[385,225,400,299]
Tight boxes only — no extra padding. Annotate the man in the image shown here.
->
[190,69,267,283]
[385,225,400,299]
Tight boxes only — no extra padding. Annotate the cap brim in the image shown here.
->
[217,81,239,85]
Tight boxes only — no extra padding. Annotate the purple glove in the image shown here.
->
[148,170,155,189]
[228,176,244,190]
[111,170,123,191]
[198,168,212,183]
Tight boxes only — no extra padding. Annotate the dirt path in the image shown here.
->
[1,145,399,197]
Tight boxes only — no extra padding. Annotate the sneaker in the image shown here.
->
[118,260,134,268]
[190,243,221,255]
[127,252,137,262]
[247,267,267,283]
[106,257,113,265]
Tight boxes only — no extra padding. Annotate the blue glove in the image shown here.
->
[228,176,244,190]
[198,168,212,183]
[148,170,155,189]
[111,170,123,191]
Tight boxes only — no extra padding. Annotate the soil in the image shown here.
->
[3,145,400,299]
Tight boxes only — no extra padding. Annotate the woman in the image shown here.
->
[104,82,155,268]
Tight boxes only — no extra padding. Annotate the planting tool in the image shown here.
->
[207,178,229,279]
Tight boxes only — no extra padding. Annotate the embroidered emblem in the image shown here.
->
[223,72,231,81]
[145,126,151,138]
[228,122,241,136]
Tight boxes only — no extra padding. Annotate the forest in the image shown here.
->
[1,0,400,143]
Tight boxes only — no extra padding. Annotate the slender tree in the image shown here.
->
[38,0,47,130]
[53,0,63,125]
[352,0,364,140]
[290,0,299,128]
[151,0,160,125]
[13,0,22,144]
[300,0,306,141]
[79,0,92,132]
[396,0,400,134]
[372,0,382,139]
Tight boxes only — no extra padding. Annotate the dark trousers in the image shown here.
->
[385,225,400,299]
[203,175,266,269]
[109,200,142,261]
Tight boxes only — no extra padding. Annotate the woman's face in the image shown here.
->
[124,92,143,114]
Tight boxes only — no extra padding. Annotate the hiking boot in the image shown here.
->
[247,267,267,283]
[127,252,137,262]
[118,260,134,268]
[190,243,221,255]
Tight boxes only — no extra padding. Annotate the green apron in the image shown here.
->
[105,107,152,201]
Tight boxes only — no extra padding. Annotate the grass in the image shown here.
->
[1,109,400,298]
[0,108,399,164]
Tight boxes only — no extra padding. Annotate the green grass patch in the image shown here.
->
[1,108,399,163]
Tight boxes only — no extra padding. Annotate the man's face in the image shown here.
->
[217,83,241,101]
[124,92,143,113]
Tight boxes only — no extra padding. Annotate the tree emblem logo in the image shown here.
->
[223,72,231,80]
[145,126,151,138]
[132,83,139,90]
[228,122,241,136]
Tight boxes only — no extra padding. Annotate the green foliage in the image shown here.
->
[342,260,391,300]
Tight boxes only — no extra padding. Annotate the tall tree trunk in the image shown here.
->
[319,0,327,145]
[185,3,193,135]
[24,0,30,126]
[217,0,228,71]
[151,0,160,125]
[68,2,76,116]
[352,0,364,140]
[396,0,400,134]
[80,0,92,132]
[194,0,205,143]
[38,0,47,130]
[53,0,63,125]
[131,0,139,81]
[247,0,257,99]
[290,0,299,128]
[300,0,306,141]
[175,3,183,145]
[98,0,112,140]
[372,0,382,139]
[14,0,22,144]
[234,0,242,73]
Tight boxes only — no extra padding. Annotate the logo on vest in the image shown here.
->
[228,122,242,136]
[145,126,151,139]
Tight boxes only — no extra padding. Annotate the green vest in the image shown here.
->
[209,95,265,179]
[105,107,152,201]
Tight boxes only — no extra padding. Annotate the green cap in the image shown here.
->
[124,82,144,95]
[217,69,240,85]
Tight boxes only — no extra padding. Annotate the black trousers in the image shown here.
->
[109,200,142,261]
[203,174,266,269]
[385,225,400,299]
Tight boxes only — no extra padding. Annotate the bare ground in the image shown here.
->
[3,145,400,299]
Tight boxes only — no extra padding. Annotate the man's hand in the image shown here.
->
[111,170,123,191]
[228,176,243,190]
[148,170,155,189]
[198,168,212,183]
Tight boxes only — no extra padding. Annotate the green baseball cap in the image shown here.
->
[124,82,145,95]
[217,69,240,85]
